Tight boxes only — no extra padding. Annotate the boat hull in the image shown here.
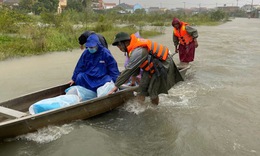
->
[0,85,137,140]
[0,66,190,140]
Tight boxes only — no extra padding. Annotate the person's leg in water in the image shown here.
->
[150,96,159,105]
[178,42,195,68]
[137,95,145,104]
[137,71,150,104]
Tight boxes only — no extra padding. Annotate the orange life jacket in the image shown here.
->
[173,22,193,45]
[127,34,169,75]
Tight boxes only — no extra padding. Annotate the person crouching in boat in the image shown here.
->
[172,17,199,68]
[69,34,120,97]
[108,32,183,105]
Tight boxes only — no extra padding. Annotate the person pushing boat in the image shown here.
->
[108,32,183,105]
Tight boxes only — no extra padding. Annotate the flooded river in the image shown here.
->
[0,18,259,156]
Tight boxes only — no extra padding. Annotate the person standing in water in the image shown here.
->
[172,17,199,67]
[108,32,183,105]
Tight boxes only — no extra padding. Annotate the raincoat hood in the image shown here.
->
[85,34,101,48]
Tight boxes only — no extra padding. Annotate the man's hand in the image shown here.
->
[130,76,137,86]
[194,39,199,48]
[68,80,74,86]
[108,86,118,95]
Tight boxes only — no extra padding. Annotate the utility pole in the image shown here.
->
[182,1,186,14]
[251,0,253,18]
[237,0,238,6]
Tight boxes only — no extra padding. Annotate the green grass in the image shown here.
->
[0,26,164,61]
[0,8,228,61]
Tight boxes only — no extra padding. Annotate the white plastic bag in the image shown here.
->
[29,95,80,114]
[65,85,97,101]
[97,81,115,97]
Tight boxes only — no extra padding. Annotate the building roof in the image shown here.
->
[118,3,133,9]
[104,3,116,6]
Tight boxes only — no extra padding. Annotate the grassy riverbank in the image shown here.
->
[0,25,161,61]
[0,7,227,61]
[0,11,163,61]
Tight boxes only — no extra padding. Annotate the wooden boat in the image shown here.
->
[0,85,138,140]
[0,66,190,140]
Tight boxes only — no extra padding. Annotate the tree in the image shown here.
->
[19,0,35,12]
[67,0,85,12]
[30,0,58,15]
[210,10,226,21]
[134,8,146,14]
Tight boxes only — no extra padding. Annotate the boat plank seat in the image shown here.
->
[0,106,27,119]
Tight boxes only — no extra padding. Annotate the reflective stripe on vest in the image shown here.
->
[139,60,155,73]
[150,42,169,61]
[127,34,168,75]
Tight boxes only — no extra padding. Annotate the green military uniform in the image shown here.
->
[115,47,183,99]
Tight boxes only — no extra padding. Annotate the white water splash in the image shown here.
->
[122,98,157,115]
[16,123,75,144]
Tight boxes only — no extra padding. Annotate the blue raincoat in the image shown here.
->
[72,34,120,92]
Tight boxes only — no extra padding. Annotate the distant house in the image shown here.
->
[190,7,207,13]
[216,6,239,12]
[92,0,105,10]
[160,8,168,12]
[148,7,160,13]
[133,3,142,11]
[241,4,260,18]
[199,7,208,12]
[117,3,134,13]
[241,4,258,12]
[57,0,67,14]
[104,2,116,9]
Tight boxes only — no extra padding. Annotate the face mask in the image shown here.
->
[88,47,97,54]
